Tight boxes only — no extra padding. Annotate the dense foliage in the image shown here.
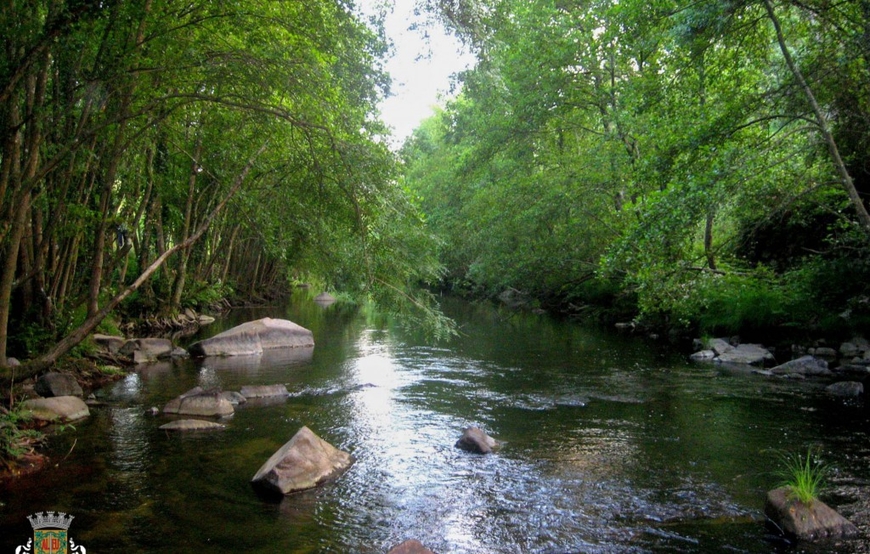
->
[0,0,452,379]
[404,0,870,340]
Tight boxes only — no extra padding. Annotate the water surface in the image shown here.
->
[2,294,869,553]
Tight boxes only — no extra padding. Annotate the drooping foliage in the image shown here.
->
[404,0,870,338]
[0,0,451,376]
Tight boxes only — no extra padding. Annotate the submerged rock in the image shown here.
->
[251,426,354,496]
[765,486,859,541]
[387,539,435,554]
[188,318,314,357]
[159,419,226,431]
[239,384,289,398]
[34,372,83,398]
[22,396,90,422]
[455,427,497,454]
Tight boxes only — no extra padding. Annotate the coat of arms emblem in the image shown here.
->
[14,512,86,554]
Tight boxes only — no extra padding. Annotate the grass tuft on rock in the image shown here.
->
[777,448,829,505]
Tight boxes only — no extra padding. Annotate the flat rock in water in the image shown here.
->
[714,344,774,366]
[159,419,226,431]
[825,381,863,397]
[188,318,314,357]
[250,426,354,496]
[221,391,247,405]
[706,338,734,356]
[163,390,234,417]
[765,486,859,540]
[387,540,436,554]
[240,384,289,398]
[34,372,83,398]
[455,426,497,454]
[690,349,716,362]
[22,396,90,422]
[314,292,336,304]
[771,356,831,376]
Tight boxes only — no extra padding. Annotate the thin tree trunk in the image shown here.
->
[0,142,268,385]
[764,0,870,239]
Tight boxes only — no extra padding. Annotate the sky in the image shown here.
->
[356,1,477,147]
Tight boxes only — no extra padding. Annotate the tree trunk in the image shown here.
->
[764,0,870,240]
[0,142,268,386]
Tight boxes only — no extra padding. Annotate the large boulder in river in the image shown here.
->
[771,356,831,376]
[21,396,90,422]
[250,426,354,496]
[188,318,314,357]
[34,372,83,398]
[765,486,859,541]
[162,388,234,417]
[455,427,498,454]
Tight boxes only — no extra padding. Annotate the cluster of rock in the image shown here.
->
[690,337,864,541]
[690,337,866,398]
[93,335,189,364]
[122,307,216,334]
[20,372,90,423]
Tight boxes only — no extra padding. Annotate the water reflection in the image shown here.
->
[2,294,869,553]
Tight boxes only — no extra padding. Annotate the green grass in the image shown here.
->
[777,448,829,505]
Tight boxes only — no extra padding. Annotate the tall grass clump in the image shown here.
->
[777,448,829,505]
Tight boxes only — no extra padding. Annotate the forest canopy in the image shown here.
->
[0,0,453,377]
[403,0,870,341]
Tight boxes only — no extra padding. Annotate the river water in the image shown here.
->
[2,293,869,553]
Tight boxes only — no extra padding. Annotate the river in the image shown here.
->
[1,292,869,553]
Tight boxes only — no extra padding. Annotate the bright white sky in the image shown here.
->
[356,1,477,147]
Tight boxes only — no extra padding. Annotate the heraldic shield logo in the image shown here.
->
[14,511,87,554]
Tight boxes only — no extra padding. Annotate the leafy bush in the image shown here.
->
[0,405,44,468]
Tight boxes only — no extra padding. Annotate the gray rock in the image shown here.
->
[771,356,831,376]
[706,338,733,356]
[159,419,226,431]
[34,372,83,398]
[814,347,838,358]
[162,390,234,417]
[188,318,314,357]
[455,426,497,454]
[765,486,859,540]
[387,540,436,554]
[840,341,861,358]
[239,384,289,398]
[825,381,864,397]
[22,396,90,422]
[690,350,716,362]
[714,344,774,366]
[93,334,125,355]
[170,347,189,359]
[314,292,336,304]
[221,391,247,405]
[184,307,197,320]
[198,315,216,325]
[120,338,175,363]
[250,426,354,495]
[7,357,20,366]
